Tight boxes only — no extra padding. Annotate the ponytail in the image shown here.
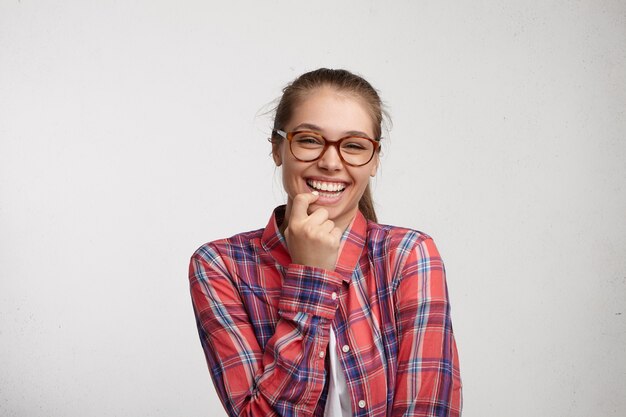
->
[358,183,377,223]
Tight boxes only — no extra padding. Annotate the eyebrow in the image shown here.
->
[292,123,373,139]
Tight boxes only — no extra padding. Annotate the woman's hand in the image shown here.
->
[284,192,343,271]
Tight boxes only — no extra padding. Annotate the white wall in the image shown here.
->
[1,1,624,416]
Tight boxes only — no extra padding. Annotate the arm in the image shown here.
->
[189,245,341,417]
[392,235,462,416]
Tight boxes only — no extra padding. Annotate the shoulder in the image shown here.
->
[365,220,435,252]
[190,228,265,266]
[364,221,444,276]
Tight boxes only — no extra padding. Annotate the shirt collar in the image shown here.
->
[261,205,368,283]
[260,205,291,267]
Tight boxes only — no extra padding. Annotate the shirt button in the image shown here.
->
[319,351,325,358]
[342,345,350,353]
[331,292,337,300]
[358,400,366,408]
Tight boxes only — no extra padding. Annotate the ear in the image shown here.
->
[272,142,282,167]
[369,153,379,177]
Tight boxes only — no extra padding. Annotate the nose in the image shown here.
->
[317,142,343,171]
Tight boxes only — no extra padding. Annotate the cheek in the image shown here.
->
[280,161,303,191]
[355,168,373,188]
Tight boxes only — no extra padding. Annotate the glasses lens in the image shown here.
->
[339,137,375,166]
[290,132,326,161]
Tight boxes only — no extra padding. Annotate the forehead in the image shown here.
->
[287,87,375,137]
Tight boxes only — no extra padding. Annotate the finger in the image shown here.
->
[320,219,335,234]
[307,207,329,225]
[290,192,320,223]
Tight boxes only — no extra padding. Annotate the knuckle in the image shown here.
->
[303,224,315,236]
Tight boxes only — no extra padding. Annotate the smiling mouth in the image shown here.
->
[306,179,347,196]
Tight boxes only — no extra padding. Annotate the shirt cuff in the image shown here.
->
[279,264,343,319]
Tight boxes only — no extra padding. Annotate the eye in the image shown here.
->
[344,142,366,150]
[293,132,324,147]
[297,136,321,144]
[341,138,370,153]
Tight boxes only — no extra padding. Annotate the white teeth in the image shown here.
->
[307,180,346,193]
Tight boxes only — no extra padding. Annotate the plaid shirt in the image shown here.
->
[189,206,462,417]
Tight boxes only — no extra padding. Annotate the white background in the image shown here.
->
[1,1,625,416]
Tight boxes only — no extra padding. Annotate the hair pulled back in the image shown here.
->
[271,68,386,223]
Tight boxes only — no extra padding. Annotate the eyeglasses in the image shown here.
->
[273,130,380,167]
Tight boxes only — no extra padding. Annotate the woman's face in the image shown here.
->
[273,87,379,231]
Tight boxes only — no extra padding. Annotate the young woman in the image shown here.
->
[189,68,462,417]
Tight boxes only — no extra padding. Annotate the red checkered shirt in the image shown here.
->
[189,206,462,416]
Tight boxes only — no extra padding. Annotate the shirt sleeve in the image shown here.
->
[189,245,342,417]
[391,235,463,416]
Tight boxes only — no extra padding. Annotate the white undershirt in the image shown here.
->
[324,327,352,417]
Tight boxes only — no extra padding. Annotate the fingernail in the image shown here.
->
[312,191,319,196]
